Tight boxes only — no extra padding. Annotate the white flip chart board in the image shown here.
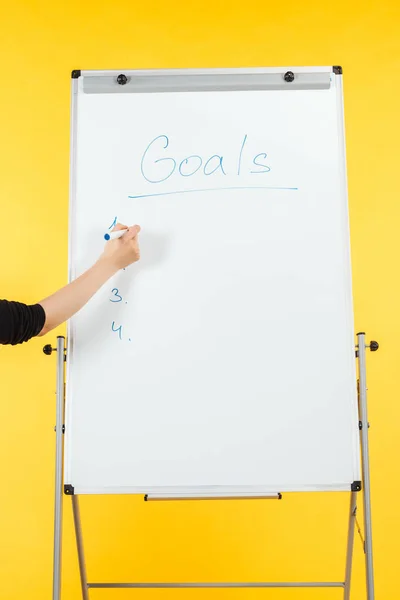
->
[64,67,361,495]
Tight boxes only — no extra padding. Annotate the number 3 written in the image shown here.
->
[110,288,123,303]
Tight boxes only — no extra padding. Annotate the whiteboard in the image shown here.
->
[64,67,361,495]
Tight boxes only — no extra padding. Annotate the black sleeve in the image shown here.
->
[0,300,46,345]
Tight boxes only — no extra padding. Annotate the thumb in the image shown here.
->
[112,222,128,232]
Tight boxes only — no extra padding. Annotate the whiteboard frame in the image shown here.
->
[66,67,360,496]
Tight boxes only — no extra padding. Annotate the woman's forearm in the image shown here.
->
[38,259,116,335]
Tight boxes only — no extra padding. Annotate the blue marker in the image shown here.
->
[104,229,128,241]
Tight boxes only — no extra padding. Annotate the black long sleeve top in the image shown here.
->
[0,300,46,345]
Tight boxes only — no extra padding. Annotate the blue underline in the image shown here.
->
[128,186,298,199]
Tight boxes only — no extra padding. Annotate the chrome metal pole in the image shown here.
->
[343,491,357,600]
[357,332,375,600]
[52,336,66,600]
[72,496,90,600]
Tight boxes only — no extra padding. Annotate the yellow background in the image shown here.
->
[0,1,398,598]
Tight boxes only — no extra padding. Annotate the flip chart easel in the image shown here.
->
[44,66,378,599]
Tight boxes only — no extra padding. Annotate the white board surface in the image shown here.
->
[65,68,360,495]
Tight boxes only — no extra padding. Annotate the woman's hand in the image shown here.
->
[99,223,141,273]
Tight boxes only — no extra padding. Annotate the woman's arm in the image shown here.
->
[38,223,140,335]
[0,223,140,345]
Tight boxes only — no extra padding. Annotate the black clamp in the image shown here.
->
[43,344,67,361]
[117,73,128,85]
[284,71,295,83]
[355,337,379,357]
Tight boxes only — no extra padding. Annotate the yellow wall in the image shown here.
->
[0,1,398,598]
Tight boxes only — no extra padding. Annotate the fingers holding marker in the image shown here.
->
[113,222,128,232]
[104,223,140,241]
[102,222,141,269]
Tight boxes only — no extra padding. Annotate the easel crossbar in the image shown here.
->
[87,582,345,589]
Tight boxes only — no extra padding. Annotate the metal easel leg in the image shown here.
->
[343,491,357,600]
[357,332,376,600]
[72,496,90,600]
[51,336,66,600]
